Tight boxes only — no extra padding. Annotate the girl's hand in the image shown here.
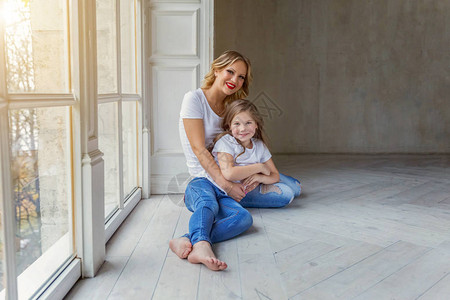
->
[226,182,246,202]
[244,182,259,193]
[242,174,262,191]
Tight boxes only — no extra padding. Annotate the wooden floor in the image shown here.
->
[65,155,450,300]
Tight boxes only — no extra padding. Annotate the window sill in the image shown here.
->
[0,233,79,300]
[105,188,142,243]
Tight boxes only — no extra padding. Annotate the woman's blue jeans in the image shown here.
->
[182,173,301,245]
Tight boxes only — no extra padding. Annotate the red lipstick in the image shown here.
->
[226,82,236,89]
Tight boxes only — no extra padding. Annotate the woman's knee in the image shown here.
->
[238,209,253,232]
[185,179,219,214]
[185,190,219,214]
[197,198,219,215]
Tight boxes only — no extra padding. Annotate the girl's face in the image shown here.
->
[230,111,258,147]
[214,60,247,96]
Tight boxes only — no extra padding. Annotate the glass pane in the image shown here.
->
[122,101,138,197]
[98,102,120,218]
[96,0,118,94]
[4,0,69,93]
[120,0,137,94]
[9,107,73,299]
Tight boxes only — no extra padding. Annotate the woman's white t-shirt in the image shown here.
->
[179,88,223,178]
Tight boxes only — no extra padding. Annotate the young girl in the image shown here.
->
[208,99,301,205]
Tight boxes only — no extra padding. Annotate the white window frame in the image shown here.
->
[0,0,146,298]
[0,1,80,298]
[97,0,144,241]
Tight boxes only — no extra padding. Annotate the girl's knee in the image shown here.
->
[276,183,295,207]
[260,183,294,207]
[281,189,295,207]
[260,184,283,195]
[279,173,302,198]
[294,180,302,197]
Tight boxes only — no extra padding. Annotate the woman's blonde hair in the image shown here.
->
[202,50,253,106]
[213,100,268,161]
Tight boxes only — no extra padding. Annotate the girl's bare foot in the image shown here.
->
[169,237,192,259]
[187,241,227,271]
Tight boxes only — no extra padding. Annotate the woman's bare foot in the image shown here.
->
[188,241,227,271]
[169,237,192,259]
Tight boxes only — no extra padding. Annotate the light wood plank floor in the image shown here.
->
[65,155,450,300]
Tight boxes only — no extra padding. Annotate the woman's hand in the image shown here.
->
[226,182,246,202]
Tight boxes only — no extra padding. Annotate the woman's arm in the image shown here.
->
[217,152,270,181]
[183,119,246,200]
[242,158,280,187]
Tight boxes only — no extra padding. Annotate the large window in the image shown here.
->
[1,0,74,299]
[0,0,143,298]
[97,0,140,221]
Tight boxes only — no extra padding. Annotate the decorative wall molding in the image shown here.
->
[151,9,200,58]
[151,64,199,155]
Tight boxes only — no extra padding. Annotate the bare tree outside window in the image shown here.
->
[2,0,41,289]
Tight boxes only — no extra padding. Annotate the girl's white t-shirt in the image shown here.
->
[212,134,272,168]
[179,88,223,178]
[207,134,272,192]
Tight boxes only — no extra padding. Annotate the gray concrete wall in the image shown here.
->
[215,0,450,153]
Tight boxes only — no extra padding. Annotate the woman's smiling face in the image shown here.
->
[214,60,247,96]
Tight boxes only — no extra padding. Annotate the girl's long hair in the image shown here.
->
[202,50,253,107]
[213,100,269,161]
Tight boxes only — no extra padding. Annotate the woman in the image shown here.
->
[170,51,301,271]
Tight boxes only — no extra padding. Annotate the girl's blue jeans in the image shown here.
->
[182,173,301,245]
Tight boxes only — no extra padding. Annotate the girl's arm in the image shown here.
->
[183,119,246,200]
[242,158,280,187]
[217,152,271,181]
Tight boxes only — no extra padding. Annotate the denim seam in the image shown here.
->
[186,180,214,245]
[186,181,212,209]
[192,206,213,245]
[214,203,240,227]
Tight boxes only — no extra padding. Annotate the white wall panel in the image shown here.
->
[152,10,199,57]
[147,0,212,194]
[152,65,199,154]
